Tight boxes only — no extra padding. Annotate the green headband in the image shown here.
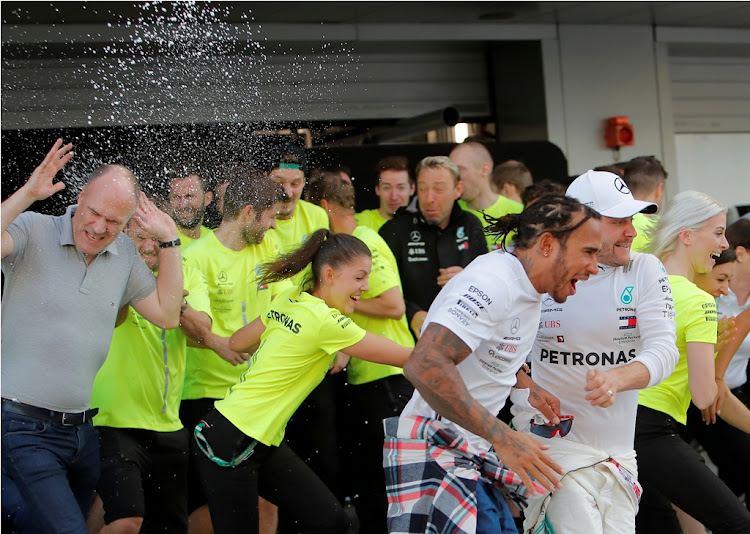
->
[278,163,301,170]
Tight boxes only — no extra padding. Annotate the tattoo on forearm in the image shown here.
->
[404,323,509,445]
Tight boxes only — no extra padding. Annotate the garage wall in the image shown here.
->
[542,25,664,176]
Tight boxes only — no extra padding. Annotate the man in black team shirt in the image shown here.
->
[379,155,487,340]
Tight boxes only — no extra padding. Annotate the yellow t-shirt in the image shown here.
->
[355,209,389,232]
[459,195,523,251]
[181,231,291,400]
[216,288,366,446]
[91,265,212,431]
[178,225,211,250]
[638,275,717,424]
[265,200,330,286]
[631,213,656,253]
[266,199,330,255]
[348,226,414,385]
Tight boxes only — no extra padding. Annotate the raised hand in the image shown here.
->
[24,139,74,202]
[131,192,179,243]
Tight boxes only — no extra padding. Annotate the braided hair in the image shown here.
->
[485,194,600,252]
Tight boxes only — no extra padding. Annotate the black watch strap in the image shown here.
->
[158,238,181,249]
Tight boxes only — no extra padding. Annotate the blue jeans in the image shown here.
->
[1,409,100,534]
[476,478,517,534]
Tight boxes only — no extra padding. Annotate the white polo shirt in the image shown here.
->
[528,252,678,455]
[402,251,543,454]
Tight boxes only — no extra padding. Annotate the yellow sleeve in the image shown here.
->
[318,309,367,355]
[183,264,212,318]
[684,295,718,344]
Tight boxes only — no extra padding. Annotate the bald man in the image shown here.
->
[449,142,524,250]
[1,140,184,533]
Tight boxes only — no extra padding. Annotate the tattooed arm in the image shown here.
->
[404,323,563,494]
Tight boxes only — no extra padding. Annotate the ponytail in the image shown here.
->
[258,229,371,289]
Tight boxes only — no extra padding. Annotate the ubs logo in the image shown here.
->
[510,317,520,334]
[614,177,631,195]
[218,271,228,283]
[410,231,421,242]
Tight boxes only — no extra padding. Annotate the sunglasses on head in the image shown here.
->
[529,415,574,438]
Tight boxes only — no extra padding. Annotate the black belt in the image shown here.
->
[1,399,98,426]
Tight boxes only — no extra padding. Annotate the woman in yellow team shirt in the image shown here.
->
[192,229,412,534]
[634,191,750,533]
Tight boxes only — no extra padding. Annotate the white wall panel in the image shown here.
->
[545,25,664,176]
[669,54,750,133]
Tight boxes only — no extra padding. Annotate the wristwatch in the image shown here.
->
[158,238,181,249]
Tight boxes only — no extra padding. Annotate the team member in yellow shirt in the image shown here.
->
[167,170,214,248]
[622,156,668,253]
[193,230,411,534]
[90,217,213,533]
[449,142,524,250]
[179,169,286,530]
[355,155,415,232]
[308,173,414,533]
[263,150,338,525]
[635,191,750,533]
[265,150,329,257]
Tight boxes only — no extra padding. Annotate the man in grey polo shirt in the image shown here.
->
[1,139,184,533]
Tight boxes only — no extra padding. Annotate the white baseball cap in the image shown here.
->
[566,170,658,218]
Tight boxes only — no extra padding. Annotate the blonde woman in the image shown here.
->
[635,191,750,534]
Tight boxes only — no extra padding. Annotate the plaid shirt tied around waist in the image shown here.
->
[383,415,547,534]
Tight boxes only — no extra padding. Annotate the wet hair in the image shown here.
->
[485,194,600,252]
[520,179,565,206]
[491,160,533,193]
[714,247,737,267]
[169,168,208,193]
[623,156,667,198]
[415,156,461,185]
[647,191,725,261]
[373,155,413,184]
[222,168,284,220]
[726,218,750,250]
[86,164,141,209]
[266,145,308,174]
[258,229,371,290]
[305,172,355,211]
